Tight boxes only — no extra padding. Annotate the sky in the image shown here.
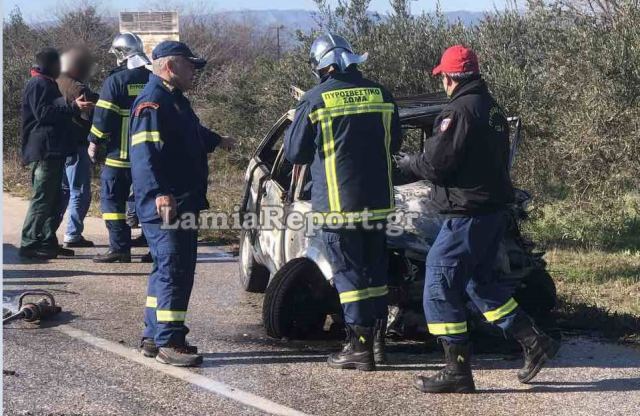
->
[3,0,515,22]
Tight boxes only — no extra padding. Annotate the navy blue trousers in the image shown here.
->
[424,211,521,343]
[100,167,131,252]
[323,227,388,327]
[142,219,198,347]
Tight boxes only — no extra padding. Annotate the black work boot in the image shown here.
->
[509,315,560,383]
[64,236,94,248]
[131,234,148,247]
[140,338,197,358]
[93,249,131,263]
[327,325,375,371]
[18,247,57,260]
[414,340,476,393]
[156,345,203,367]
[373,318,387,364]
[57,246,75,256]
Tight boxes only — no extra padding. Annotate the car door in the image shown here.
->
[240,112,294,272]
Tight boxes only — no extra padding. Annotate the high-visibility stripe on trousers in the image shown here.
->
[142,219,198,347]
[322,227,388,327]
[100,166,131,252]
[424,211,523,343]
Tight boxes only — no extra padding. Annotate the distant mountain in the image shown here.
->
[211,9,486,31]
[27,9,487,37]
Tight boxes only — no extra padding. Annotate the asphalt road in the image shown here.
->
[3,193,640,415]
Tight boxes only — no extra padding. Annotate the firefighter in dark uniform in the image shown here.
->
[130,41,235,366]
[285,34,402,371]
[89,32,151,263]
[396,45,560,393]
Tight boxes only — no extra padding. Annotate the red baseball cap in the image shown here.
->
[432,45,480,76]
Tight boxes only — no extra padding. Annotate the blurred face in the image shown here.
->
[168,56,196,91]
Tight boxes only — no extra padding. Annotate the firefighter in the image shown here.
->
[130,41,235,366]
[88,32,151,263]
[285,33,402,371]
[395,45,560,393]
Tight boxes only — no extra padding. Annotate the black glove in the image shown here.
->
[394,152,415,176]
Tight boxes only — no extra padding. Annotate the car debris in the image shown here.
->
[238,89,557,341]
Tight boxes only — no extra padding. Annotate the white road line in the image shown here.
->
[56,325,312,416]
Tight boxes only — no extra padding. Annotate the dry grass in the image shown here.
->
[546,248,640,316]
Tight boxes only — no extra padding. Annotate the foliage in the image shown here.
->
[4,0,640,249]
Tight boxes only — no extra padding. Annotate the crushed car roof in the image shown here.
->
[396,92,449,127]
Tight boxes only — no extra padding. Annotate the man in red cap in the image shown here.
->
[396,45,560,393]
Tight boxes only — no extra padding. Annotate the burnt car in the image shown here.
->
[238,91,557,340]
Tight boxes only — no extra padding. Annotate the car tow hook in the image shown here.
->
[3,290,62,325]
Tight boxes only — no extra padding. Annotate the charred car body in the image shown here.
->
[239,91,557,340]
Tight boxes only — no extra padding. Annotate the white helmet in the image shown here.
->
[308,33,368,78]
[109,32,150,68]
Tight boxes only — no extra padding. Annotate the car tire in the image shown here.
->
[238,230,270,293]
[513,268,557,323]
[263,258,334,339]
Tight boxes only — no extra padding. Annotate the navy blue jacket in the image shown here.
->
[129,74,222,223]
[21,73,78,164]
[406,78,515,216]
[285,69,401,223]
[88,65,150,169]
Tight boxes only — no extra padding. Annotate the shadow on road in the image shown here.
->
[201,350,327,367]
[3,269,148,279]
[3,243,47,265]
[479,377,640,393]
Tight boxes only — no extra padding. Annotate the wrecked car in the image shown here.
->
[238,91,557,340]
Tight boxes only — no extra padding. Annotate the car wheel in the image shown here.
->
[513,268,557,323]
[238,230,270,293]
[263,258,334,339]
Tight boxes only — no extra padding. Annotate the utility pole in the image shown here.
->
[275,25,284,60]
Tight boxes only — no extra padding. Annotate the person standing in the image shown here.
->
[57,46,99,248]
[88,32,151,263]
[130,41,235,366]
[19,48,94,259]
[396,45,560,393]
[285,33,402,371]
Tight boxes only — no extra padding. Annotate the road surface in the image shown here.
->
[3,193,640,415]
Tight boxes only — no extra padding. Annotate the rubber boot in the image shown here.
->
[414,340,476,393]
[327,325,375,371]
[373,318,387,364]
[93,249,131,263]
[509,315,560,383]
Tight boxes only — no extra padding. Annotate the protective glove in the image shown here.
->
[394,152,415,177]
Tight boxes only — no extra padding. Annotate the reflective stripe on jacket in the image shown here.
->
[88,65,150,168]
[284,69,402,223]
[129,74,222,223]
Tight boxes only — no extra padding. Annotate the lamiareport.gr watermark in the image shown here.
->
[159,205,421,237]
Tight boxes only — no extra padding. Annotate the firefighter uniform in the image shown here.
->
[129,73,221,347]
[88,65,150,254]
[399,45,559,393]
[284,67,402,328]
[403,76,520,343]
